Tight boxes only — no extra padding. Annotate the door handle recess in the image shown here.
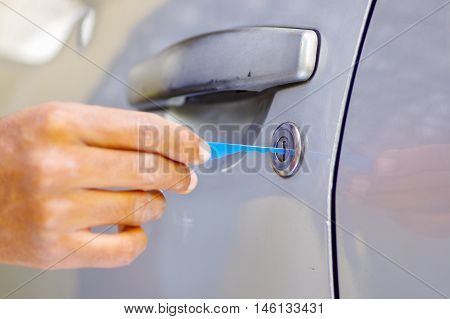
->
[128,27,318,107]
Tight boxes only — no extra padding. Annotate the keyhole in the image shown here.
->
[276,136,288,162]
[281,139,287,161]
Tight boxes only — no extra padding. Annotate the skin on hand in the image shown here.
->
[0,102,210,269]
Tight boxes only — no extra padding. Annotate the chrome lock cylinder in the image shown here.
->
[271,122,303,177]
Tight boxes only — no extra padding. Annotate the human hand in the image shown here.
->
[0,102,210,269]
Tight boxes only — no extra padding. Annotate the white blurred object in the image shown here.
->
[0,0,95,65]
[78,8,96,48]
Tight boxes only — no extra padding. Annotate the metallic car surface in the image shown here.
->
[76,0,373,298]
[0,0,400,298]
[128,27,318,105]
[336,0,450,298]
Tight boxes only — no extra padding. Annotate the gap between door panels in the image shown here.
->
[330,0,378,299]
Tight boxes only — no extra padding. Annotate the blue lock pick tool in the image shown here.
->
[208,142,292,160]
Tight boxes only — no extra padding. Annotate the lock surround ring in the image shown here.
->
[271,122,303,177]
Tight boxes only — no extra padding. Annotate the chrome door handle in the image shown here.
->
[128,27,318,108]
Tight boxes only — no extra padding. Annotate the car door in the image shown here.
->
[0,0,375,298]
[77,0,375,298]
[336,0,450,298]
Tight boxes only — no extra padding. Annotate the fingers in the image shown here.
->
[72,147,197,193]
[52,190,166,230]
[356,185,450,211]
[375,145,450,177]
[62,102,210,165]
[56,226,148,268]
[349,170,450,196]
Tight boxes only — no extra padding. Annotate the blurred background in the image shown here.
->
[0,0,163,117]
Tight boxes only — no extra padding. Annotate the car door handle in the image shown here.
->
[128,27,318,108]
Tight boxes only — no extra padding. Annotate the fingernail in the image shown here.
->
[185,171,198,193]
[199,141,211,163]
